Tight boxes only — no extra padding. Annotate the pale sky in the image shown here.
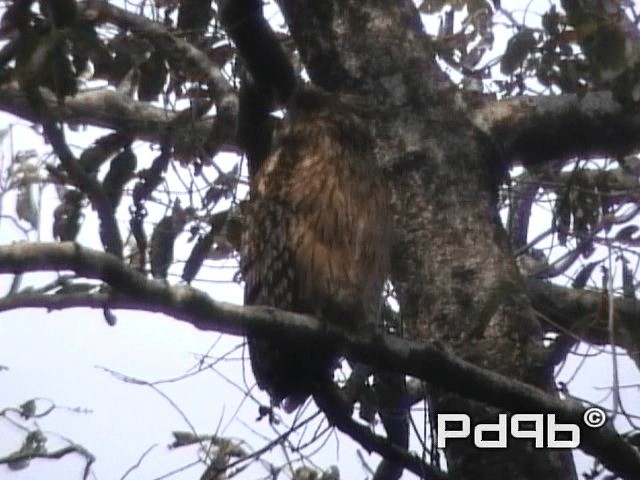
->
[1,1,639,479]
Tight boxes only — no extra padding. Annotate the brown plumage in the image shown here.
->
[242,87,390,411]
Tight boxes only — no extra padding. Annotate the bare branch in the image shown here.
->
[119,444,157,480]
[0,84,238,155]
[0,441,95,480]
[313,386,444,480]
[527,278,640,366]
[472,91,640,166]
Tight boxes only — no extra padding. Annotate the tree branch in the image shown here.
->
[217,0,296,102]
[313,386,445,480]
[472,91,640,166]
[0,441,95,480]
[275,0,431,93]
[506,172,540,249]
[81,0,235,105]
[527,278,640,367]
[0,84,238,156]
[1,242,640,478]
[37,110,123,257]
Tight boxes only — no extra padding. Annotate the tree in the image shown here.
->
[1,0,640,479]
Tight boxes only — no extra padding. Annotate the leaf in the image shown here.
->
[150,215,176,279]
[580,22,627,80]
[7,458,30,471]
[1,0,34,34]
[208,241,235,262]
[52,189,83,241]
[224,212,244,252]
[129,208,148,271]
[108,35,153,86]
[103,307,117,326]
[138,49,168,101]
[201,207,244,260]
[150,200,188,279]
[615,225,640,245]
[321,466,340,480]
[43,32,78,101]
[19,399,36,419]
[171,431,198,448]
[9,429,48,470]
[182,230,215,283]
[16,184,39,230]
[56,282,95,294]
[79,133,129,176]
[8,150,40,188]
[554,193,572,246]
[542,6,559,36]
[620,256,636,300]
[77,26,113,79]
[177,0,213,38]
[43,0,77,28]
[102,146,137,210]
[572,261,600,290]
[574,190,600,238]
[501,29,537,75]
[203,162,240,208]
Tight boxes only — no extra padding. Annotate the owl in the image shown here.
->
[242,87,390,412]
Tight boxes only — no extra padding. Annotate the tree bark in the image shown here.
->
[275,1,577,478]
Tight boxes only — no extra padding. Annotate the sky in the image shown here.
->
[0,119,375,479]
[1,1,640,479]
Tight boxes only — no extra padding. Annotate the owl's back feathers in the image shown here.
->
[242,88,390,410]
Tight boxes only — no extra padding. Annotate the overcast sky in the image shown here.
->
[2,1,639,479]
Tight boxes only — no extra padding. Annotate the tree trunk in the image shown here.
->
[277,1,577,478]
